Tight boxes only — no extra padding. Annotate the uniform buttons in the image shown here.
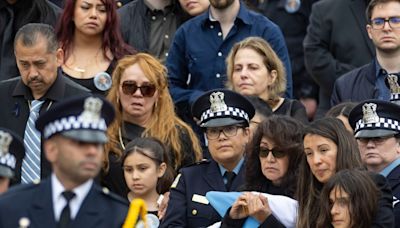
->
[192,209,198,215]
[117,1,122,7]
[152,16,156,20]
[216,73,221,78]
[210,25,214,29]
[163,17,167,21]
[165,34,169,39]
[217,52,222,57]
[217,32,222,37]
[165,52,169,57]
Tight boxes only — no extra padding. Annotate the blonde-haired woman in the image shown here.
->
[226,36,308,123]
[101,53,202,198]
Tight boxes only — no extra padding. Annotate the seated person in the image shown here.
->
[221,115,304,227]
[160,89,255,227]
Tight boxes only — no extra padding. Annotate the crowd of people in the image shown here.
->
[0,0,399,227]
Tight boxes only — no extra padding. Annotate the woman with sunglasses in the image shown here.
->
[297,117,394,227]
[221,115,303,227]
[56,0,135,95]
[101,53,202,198]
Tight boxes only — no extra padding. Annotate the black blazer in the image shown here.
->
[304,0,375,115]
[0,73,90,183]
[387,165,400,227]
[0,178,129,228]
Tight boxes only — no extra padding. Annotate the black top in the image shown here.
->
[274,98,308,123]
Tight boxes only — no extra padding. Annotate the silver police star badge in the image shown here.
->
[387,74,400,94]
[362,103,380,124]
[210,91,227,113]
[79,97,103,124]
[0,130,12,157]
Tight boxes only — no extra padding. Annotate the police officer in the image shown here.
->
[0,128,25,194]
[349,99,400,226]
[0,95,128,228]
[160,89,255,227]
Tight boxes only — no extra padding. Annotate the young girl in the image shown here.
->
[122,137,174,216]
[317,169,380,228]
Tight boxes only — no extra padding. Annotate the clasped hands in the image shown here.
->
[229,192,272,223]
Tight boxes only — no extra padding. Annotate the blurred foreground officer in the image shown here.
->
[349,99,400,226]
[0,95,128,228]
[160,89,255,227]
[0,128,25,194]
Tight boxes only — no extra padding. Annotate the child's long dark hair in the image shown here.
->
[121,137,175,194]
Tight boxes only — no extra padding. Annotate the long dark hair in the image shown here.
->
[297,117,363,228]
[245,115,303,196]
[316,169,379,228]
[121,137,175,194]
[56,0,135,61]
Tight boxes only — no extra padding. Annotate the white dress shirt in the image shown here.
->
[51,174,93,221]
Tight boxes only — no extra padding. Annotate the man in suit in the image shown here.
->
[304,0,375,117]
[160,89,255,227]
[349,99,400,226]
[331,0,400,106]
[0,128,25,194]
[0,95,128,228]
[0,23,90,184]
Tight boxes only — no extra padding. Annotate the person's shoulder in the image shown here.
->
[0,77,20,87]
[92,185,129,207]
[180,159,211,172]
[0,181,41,203]
[337,62,373,82]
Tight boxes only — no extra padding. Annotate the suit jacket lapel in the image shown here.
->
[203,160,226,191]
[72,184,103,227]
[349,0,375,55]
[28,179,58,227]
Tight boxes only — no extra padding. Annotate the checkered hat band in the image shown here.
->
[0,153,16,169]
[43,115,107,139]
[200,107,249,123]
[391,93,400,101]
[355,117,400,132]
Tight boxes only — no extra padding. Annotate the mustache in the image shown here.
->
[27,75,43,85]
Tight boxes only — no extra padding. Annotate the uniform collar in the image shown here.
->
[218,156,244,176]
[380,157,400,177]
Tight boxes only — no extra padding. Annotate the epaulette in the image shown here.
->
[182,159,211,168]
[99,186,129,206]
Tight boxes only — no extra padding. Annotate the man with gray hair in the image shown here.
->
[0,23,90,185]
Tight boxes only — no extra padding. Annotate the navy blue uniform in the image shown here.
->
[0,178,128,228]
[387,165,400,226]
[160,160,245,227]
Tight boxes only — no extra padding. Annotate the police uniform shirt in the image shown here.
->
[52,174,92,221]
[219,157,244,184]
[380,157,400,177]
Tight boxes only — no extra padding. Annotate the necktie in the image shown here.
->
[21,100,45,183]
[58,191,76,228]
[224,171,236,191]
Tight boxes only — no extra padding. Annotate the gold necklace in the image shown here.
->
[118,127,126,150]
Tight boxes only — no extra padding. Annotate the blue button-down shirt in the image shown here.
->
[375,60,391,101]
[166,1,292,107]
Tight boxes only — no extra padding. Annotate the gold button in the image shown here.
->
[192,209,197,215]
[117,1,122,7]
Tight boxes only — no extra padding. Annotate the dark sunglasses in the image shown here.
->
[121,81,156,97]
[259,147,286,158]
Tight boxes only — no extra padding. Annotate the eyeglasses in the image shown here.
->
[370,17,400,29]
[205,125,243,140]
[121,81,156,97]
[356,135,396,145]
[259,147,286,158]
